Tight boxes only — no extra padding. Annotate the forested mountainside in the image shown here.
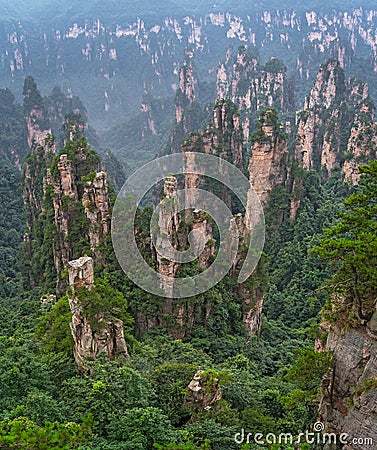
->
[0,1,377,449]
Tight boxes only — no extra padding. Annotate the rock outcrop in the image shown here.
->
[23,76,52,148]
[155,176,181,298]
[295,59,372,176]
[52,153,78,278]
[47,141,109,293]
[230,214,266,336]
[175,63,197,125]
[68,256,129,372]
[318,319,377,449]
[182,99,243,165]
[82,171,111,252]
[168,59,205,155]
[342,101,377,184]
[191,209,214,268]
[184,370,222,412]
[246,108,288,211]
[216,46,294,140]
[22,103,110,294]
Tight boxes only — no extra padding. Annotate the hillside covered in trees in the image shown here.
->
[0,1,376,449]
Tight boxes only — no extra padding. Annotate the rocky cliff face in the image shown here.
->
[184,370,222,413]
[342,102,377,184]
[68,256,128,372]
[179,101,269,337]
[246,108,289,209]
[318,319,377,449]
[82,171,111,252]
[216,46,294,141]
[45,137,109,293]
[191,209,215,269]
[183,99,243,165]
[168,59,207,155]
[230,214,266,336]
[176,63,197,125]
[295,59,372,175]
[3,4,377,138]
[23,106,110,294]
[23,76,52,149]
[136,175,216,339]
[22,78,57,272]
[155,176,181,299]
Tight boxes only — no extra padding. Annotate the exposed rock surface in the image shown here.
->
[52,154,78,278]
[48,145,109,293]
[68,256,128,372]
[168,59,205,155]
[342,103,377,184]
[23,76,51,148]
[23,111,110,294]
[155,176,181,298]
[230,214,266,336]
[22,136,56,231]
[318,319,377,449]
[26,108,52,148]
[82,171,111,252]
[295,59,372,176]
[184,370,222,412]
[246,108,288,211]
[216,46,294,140]
[176,63,197,125]
[191,209,214,268]
[182,99,243,166]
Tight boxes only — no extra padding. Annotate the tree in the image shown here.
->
[0,415,94,449]
[315,161,377,324]
[106,407,178,448]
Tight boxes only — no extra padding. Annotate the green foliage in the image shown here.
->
[315,161,377,324]
[150,363,197,425]
[284,347,332,395]
[0,414,94,449]
[35,296,73,356]
[75,278,133,331]
[264,58,286,74]
[0,88,28,159]
[61,361,155,430]
[23,133,107,291]
[0,157,24,280]
[106,407,178,448]
[250,108,287,143]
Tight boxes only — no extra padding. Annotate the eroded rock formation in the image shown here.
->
[23,110,110,294]
[216,46,294,140]
[295,59,372,175]
[68,256,128,372]
[82,171,111,252]
[176,63,197,125]
[318,319,377,449]
[155,176,181,298]
[182,99,243,167]
[342,101,377,184]
[168,59,205,155]
[230,214,266,336]
[184,370,222,412]
[191,209,214,268]
[246,108,288,210]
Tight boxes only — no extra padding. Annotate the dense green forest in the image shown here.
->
[1,103,371,448]
[0,2,377,445]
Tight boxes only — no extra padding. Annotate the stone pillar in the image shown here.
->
[68,256,128,371]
